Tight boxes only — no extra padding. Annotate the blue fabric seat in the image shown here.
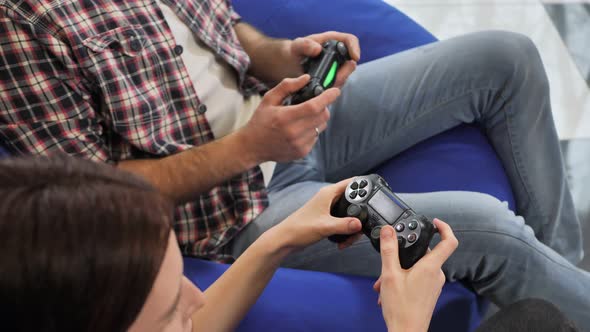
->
[183,0,516,331]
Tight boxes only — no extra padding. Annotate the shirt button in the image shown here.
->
[130,40,142,52]
[173,45,184,56]
[197,104,207,114]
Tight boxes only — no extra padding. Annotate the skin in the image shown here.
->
[129,232,204,332]
[127,182,459,332]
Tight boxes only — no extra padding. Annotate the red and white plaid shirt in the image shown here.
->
[0,0,268,261]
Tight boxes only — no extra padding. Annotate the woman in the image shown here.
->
[0,156,577,331]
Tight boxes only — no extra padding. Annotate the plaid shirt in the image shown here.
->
[0,0,269,261]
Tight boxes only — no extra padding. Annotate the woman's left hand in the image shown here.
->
[270,179,363,254]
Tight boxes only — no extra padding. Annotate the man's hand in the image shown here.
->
[285,31,361,88]
[374,219,459,332]
[235,23,360,87]
[239,74,340,163]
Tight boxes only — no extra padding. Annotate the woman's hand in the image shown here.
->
[374,219,459,332]
[269,179,363,254]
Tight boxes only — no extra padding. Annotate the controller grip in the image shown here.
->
[400,219,436,269]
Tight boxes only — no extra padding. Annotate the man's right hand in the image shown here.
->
[375,219,459,332]
[240,74,340,163]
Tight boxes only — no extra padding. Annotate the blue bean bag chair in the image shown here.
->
[183,1,516,332]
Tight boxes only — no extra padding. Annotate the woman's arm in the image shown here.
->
[190,180,362,331]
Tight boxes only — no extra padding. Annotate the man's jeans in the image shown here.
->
[231,31,589,329]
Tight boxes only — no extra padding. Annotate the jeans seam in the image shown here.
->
[501,98,544,220]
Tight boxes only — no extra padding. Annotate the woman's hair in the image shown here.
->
[0,155,173,332]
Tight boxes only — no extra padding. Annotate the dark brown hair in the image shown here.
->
[0,155,173,332]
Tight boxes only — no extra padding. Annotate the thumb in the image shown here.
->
[291,37,322,57]
[380,226,401,273]
[324,217,362,237]
[263,74,311,106]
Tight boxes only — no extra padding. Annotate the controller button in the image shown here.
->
[349,191,358,199]
[313,86,324,96]
[397,236,405,246]
[407,233,417,243]
[351,182,359,190]
[371,226,382,240]
[359,179,368,188]
[394,223,405,232]
[346,204,362,217]
[358,189,367,197]
[401,211,411,219]
[408,220,418,230]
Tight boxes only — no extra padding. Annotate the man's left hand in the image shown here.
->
[285,31,360,88]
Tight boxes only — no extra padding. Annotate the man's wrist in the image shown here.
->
[229,128,265,169]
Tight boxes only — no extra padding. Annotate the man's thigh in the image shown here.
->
[321,32,514,181]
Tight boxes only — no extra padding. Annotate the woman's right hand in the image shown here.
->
[374,219,458,332]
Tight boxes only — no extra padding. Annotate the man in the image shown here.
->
[0,0,588,328]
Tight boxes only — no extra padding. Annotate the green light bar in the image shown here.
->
[323,62,338,88]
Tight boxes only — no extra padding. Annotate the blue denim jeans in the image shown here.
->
[231,31,589,329]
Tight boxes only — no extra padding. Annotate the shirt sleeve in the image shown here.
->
[0,11,112,162]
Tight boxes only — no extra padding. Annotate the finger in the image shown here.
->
[263,75,311,106]
[325,177,355,197]
[291,37,322,57]
[422,219,459,267]
[337,232,364,250]
[334,61,357,88]
[291,106,330,135]
[373,277,382,292]
[283,88,341,121]
[323,217,362,238]
[380,225,402,274]
[307,31,361,61]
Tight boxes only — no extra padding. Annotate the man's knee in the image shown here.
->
[472,31,548,90]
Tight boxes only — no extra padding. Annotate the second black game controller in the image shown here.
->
[285,39,351,105]
[330,174,437,269]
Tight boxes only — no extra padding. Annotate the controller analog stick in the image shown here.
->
[347,204,362,217]
[313,86,324,96]
[371,226,382,240]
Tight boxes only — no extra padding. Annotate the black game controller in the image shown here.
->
[330,174,437,269]
[286,40,351,105]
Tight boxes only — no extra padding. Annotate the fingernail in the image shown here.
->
[381,227,393,239]
[348,219,360,232]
